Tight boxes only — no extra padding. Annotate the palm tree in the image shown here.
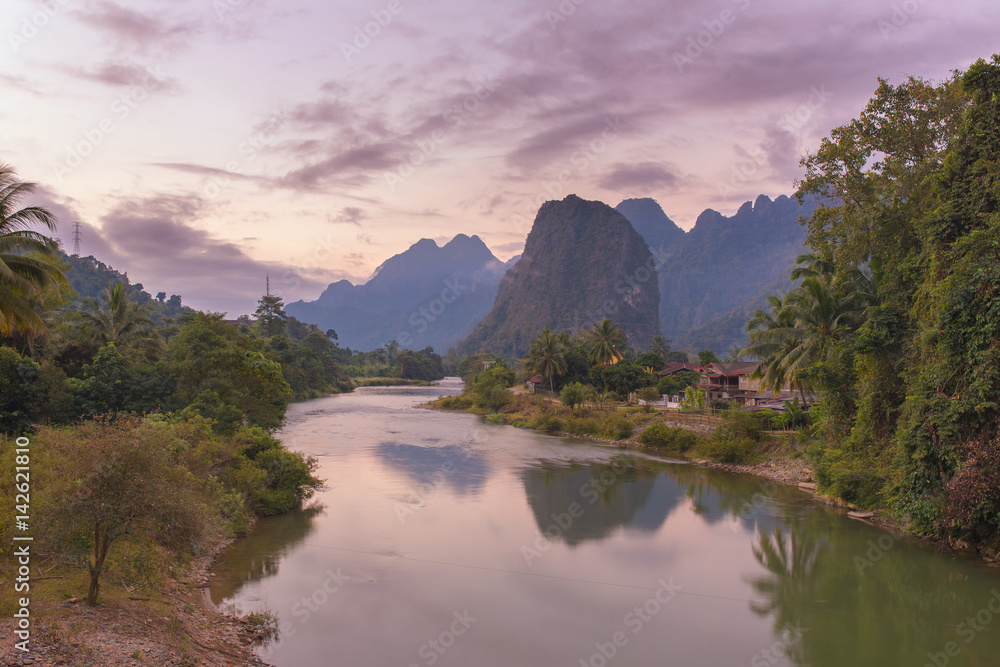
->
[0,164,65,335]
[649,334,671,362]
[80,283,161,357]
[742,293,808,404]
[587,318,626,365]
[527,327,567,392]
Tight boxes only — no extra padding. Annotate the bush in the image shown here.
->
[602,414,635,440]
[638,423,699,452]
[698,435,756,464]
[533,414,563,432]
[560,382,587,413]
[637,386,661,412]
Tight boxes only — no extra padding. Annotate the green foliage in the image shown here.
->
[602,413,635,440]
[591,361,653,397]
[636,386,660,411]
[656,371,697,396]
[533,414,563,432]
[635,352,666,371]
[638,423,699,452]
[697,349,721,365]
[698,409,770,464]
[559,382,587,413]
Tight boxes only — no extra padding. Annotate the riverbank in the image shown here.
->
[1,535,272,667]
[425,391,999,560]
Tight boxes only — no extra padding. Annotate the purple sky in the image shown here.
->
[2,0,997,314]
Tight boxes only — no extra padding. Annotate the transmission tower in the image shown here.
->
[72,222,82,256]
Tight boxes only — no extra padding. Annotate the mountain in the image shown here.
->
[616,194,816,352]
[454,194,661,358]
[286,234,513,352]
[614,198,685,253]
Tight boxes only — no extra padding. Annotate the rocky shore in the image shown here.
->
[2,539,271,667]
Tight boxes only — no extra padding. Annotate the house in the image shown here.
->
[527,375,543,393]
[736,369,800,407]
[654,362,701,378]
[696,361,761,402]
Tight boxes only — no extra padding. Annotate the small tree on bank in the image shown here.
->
[40,417,208,605]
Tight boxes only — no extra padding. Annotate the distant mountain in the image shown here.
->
[615,198,685,253]
[616,194,815,352]
[454,195,661,358]
[286,234,513,352]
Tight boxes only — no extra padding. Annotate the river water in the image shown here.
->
[210,380,1000,666]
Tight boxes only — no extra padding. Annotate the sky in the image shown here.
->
[2,0,998,315]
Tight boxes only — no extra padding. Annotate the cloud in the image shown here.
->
[598,162,685,193]
[329,207,366,226]
[72,1,201,53]
[65,60,181,92]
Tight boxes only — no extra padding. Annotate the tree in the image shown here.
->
[40,417,208,605]
[649,335,671,362]
[560,382,587,414]
[527,327,567,392]
[637,386,661,412]
[635,351,666,372]
[254,279,287,337]
[587,318,626,365]
[0,164,65,335]
[697,349,721,365]
[79,283,161,358]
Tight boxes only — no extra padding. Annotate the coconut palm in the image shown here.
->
[527,327,567,392]
[0,164,65,334]
[80,283,161,358]
[649,334,671,362]
[587,318,626,365]
[742,293,808,403]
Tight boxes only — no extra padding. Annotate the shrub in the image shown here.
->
[560,382,587,413]
[637,387,661,412]
[534,414,563,432]
[603,414,635,440]
[698,435,756,464]
[638,423,699,452]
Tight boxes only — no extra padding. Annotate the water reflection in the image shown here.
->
[210,504,323,604]
[743,511,1000,666]
[374,442,490,495]
[521,456,682,544]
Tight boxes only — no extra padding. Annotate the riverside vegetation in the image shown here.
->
[439,54,1000,556]
[0,159,444,656]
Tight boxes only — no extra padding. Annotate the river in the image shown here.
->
[210,379,1000,666]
